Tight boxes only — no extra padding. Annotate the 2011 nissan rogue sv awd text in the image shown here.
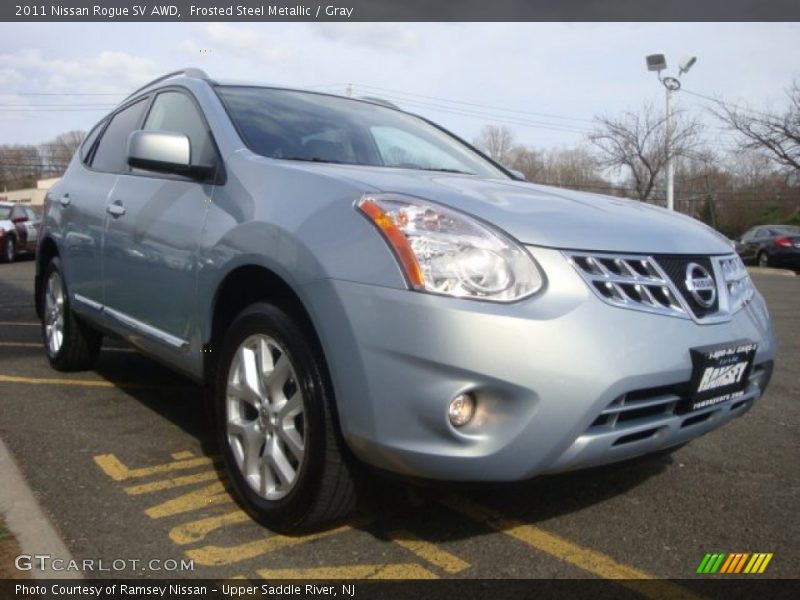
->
[36,69,775,532]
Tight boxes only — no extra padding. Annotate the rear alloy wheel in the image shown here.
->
[757,252,770,268]
[41,258,102,371]
[215,302,358,532]
[3,236,16,263]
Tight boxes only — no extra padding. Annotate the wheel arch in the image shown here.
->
[204,264,332,399]
[35,236,60,318]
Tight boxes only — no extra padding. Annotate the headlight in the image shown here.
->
[718,254,755,312]
[356,193,544,302]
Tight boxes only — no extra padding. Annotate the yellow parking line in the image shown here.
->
[0,373,114,387]
[257,564,437,579]
[125,470,221,495]
[171,451,196,460]
[388,530,469,574]
[170,510,252,545]
[443,497,704,600]
[186,525,352,566]
[0,373,188,389]
[94,453,213,481]
[145,482,232,519]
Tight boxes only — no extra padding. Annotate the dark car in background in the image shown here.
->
[737,225,800,271]
[0,202,41,263]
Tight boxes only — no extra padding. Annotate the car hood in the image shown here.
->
[313,164,733,255]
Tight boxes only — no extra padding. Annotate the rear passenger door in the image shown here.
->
[101,89,218,371]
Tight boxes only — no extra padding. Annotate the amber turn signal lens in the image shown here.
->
[357,198,425,289]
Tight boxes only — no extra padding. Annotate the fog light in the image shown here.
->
[448,393,476,427]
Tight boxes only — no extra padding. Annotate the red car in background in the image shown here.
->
[0,202,41,263]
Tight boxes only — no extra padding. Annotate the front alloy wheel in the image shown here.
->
[215,302,358,532]
[226,334,306,501]
[758,252,770,268]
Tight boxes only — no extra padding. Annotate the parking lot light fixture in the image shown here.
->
[645,53,698,211]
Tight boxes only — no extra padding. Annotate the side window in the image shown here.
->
[143,91,213,166]
[755,229,770,239]
[91,98,148,173]
[24,207,38,220]
[741,229,756,242]
[10,205,24,220]
[80,120,106,163]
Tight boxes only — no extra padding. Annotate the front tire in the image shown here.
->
[215,302,358,532]
[41,257,102,371]
[757,252,770,268]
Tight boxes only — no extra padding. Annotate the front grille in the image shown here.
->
[587,364,769,446]
[568,253,687,319]
[654,255,718,318]
[566,251,755,323]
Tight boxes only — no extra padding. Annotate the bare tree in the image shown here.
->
[712,80,800,176]
[508,146,544,181]
[588,103,703,202]
[0,144,42,192]
[40,130,85,176]
[539,146,609,192]
[473,125,516,165]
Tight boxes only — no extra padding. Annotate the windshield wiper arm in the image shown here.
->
[281,156,346,164]
[417,167,475,175]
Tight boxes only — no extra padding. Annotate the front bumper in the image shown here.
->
[301,247,776,481]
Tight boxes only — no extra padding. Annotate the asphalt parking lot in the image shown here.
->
[0,258,798,589]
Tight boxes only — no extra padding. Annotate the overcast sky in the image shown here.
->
[0,22,798,153]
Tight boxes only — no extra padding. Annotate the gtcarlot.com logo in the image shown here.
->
[696,552,773,574]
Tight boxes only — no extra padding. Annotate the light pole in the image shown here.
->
[645,54,697,211]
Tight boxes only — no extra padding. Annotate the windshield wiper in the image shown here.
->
[281,156,346,164]
[417,167,475,175]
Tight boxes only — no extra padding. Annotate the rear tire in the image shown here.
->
[3,236,16,263]
[40,257,102,371]
[214,302,358,532]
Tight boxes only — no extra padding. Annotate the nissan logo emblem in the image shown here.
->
[684,263,716,308]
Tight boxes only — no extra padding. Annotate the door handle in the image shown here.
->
[58,194,71,207]
[107,201,126,218]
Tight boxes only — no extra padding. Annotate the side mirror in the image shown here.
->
[127,130,213,180]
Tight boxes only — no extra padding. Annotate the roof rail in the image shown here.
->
[123,68,209,102]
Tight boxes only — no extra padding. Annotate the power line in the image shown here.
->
[359,92,589,135]
[352,83,596,124]
[680,88,781,119]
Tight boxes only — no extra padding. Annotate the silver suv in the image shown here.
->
[36,69,775,532]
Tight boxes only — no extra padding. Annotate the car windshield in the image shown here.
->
[216,86,507,178]
[0,207,11,220]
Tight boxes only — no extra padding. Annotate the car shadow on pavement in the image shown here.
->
[89,347,672,540]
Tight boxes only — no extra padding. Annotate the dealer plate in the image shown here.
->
[688,340,757,411]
